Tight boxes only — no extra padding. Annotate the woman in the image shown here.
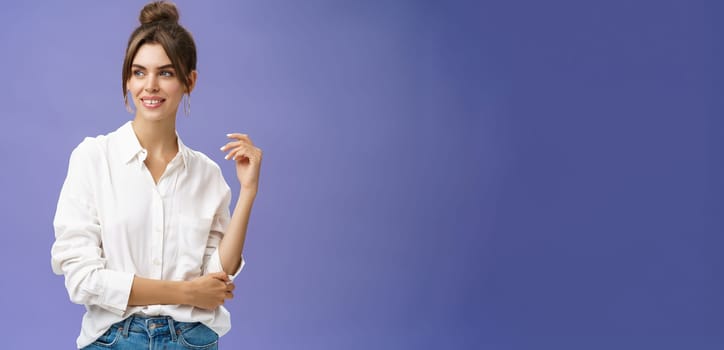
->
[51,2,262,349]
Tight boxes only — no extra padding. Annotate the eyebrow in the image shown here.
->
[131,64,175,70]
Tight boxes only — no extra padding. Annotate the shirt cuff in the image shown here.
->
[101,270,134,316]
[206,249,245,281]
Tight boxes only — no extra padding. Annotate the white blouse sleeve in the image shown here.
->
[50,140,134,316]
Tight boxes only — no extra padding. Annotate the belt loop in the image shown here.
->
[122,316,133,338]
[168,317,178,342]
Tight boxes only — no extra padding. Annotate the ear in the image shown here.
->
[124,82,133,100]
[124,81,131,95]
[186,70,198,94]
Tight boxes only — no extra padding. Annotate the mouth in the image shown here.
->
[140,97,166,109]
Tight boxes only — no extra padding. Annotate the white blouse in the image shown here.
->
[51,121,244,348]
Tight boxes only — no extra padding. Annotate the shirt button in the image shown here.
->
[153,258,161,266]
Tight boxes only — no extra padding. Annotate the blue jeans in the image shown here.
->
[82,315,219,349]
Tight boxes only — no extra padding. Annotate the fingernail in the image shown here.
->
[219,146,225,151]
[226,133,232,137]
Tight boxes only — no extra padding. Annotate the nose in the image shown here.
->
[144,74,160,93]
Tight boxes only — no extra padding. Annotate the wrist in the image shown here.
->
[178,280,193,305]
[239,187,257,199]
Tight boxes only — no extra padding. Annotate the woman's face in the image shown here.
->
[127,43,193,122]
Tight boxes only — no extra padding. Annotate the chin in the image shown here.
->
[138,110,175,122]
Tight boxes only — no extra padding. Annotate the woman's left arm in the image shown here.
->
[217,133,263,274]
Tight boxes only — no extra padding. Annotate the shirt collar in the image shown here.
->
[176,133,189,169]
[118,121,144,164]
[118,121,189,169]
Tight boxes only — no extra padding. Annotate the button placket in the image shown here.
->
[151,190,164,277]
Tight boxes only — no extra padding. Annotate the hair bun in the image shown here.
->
[139,1,179,25]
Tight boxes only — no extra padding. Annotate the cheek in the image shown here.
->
[127,80,143,96]
[164,82,185,98]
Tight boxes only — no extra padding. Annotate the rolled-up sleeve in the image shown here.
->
[50,141,134,316]
[202,244,245,281]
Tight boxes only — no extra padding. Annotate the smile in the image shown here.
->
[140,97,166,108]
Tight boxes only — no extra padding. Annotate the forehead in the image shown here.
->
[132,43,172,66]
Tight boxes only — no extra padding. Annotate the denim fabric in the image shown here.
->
[82,315,218,349]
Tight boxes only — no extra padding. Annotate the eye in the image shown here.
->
[133,70,145,77]
[160,70,175,77]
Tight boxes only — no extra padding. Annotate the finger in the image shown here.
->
[219,140,244,152]
[212,276,229,285]
[229,146,252,161]
[239,149,261,163]
[221,138,255,151]
[224,146,245,160]
[227,133,254,145]
[224,145,247,160]
[210,272,230,282]
[234,146,262,162]
[226,292,234,299]
[227,283,235,292]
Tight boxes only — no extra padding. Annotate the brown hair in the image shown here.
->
[122,1,197,108]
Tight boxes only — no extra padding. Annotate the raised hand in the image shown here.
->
[220,133,262,191]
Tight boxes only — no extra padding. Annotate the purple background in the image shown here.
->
[0,0,722,349]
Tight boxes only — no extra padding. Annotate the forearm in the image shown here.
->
[217,189,256,274]
[128,276,189,306]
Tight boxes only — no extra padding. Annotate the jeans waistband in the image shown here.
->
[117,315,201,341]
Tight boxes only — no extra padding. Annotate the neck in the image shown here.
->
[131,117,179,159]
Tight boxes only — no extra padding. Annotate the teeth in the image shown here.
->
[144,99,161,105]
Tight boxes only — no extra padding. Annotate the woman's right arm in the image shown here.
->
[51,141,232,313]
[129,274,233,309]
